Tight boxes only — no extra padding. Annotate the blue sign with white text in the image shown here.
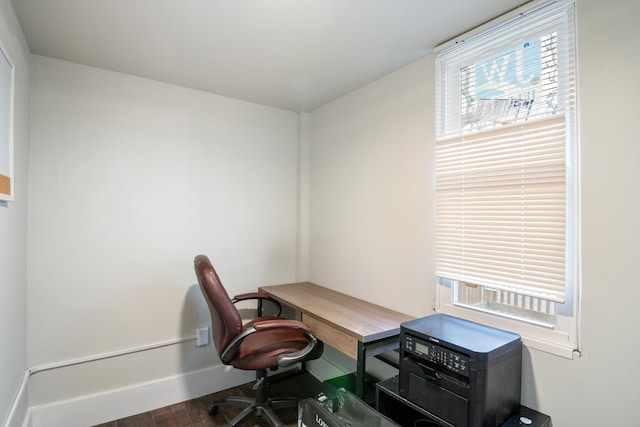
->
[474,39,541,99]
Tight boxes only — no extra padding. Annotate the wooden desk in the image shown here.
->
[258,282,414,399]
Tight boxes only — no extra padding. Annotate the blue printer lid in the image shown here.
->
[401,313,521,355]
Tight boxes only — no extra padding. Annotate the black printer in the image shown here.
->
[399,314,522,427]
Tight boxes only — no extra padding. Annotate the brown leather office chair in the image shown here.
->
[194,254,323,427]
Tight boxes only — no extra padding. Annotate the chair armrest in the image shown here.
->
[221,319,321,367]
[233,292,269,301]
[232,292,282,317]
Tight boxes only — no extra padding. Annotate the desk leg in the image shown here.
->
[356,341,366,399]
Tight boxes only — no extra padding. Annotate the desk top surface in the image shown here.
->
[259,282,414,343]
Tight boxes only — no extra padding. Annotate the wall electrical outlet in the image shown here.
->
[196,327,209,347]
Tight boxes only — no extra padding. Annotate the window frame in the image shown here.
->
[0,38,14,202]
[433,0,580,359]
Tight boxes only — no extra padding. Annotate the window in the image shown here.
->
[0,40,14,202]
[434,0,579,358]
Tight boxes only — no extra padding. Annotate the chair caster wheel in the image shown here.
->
[208,404,219,416]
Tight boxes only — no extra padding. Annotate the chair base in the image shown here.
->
[209,395,299,427]
[208,368,301,427]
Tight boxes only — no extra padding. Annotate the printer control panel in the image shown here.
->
[403,334,470,377]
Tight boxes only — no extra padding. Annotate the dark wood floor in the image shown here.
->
[93,372,326,427]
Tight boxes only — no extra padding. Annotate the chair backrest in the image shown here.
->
[194,255,244,360]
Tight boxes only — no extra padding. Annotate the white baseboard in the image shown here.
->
[28,365,254,427]
[12,346,357,427]
[2,371,29,427]
[21,410,33,427]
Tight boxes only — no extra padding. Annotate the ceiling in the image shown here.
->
[11,0,530,112]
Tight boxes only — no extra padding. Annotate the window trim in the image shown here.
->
[434,0,580,359]
[0,38,14,202]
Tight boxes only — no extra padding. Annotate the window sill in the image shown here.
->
[436,305,579,359]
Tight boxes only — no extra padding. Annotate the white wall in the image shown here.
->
[0,0,30,425]
[308,1,640,425]
[26,55,301,419]
[309,55,434,317]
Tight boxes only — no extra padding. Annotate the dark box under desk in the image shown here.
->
[376,375,550,427]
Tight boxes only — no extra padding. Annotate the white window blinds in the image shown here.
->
[435,0,577,309]
[436,115,567,302]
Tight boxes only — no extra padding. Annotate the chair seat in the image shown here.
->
[233,317,312,370]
